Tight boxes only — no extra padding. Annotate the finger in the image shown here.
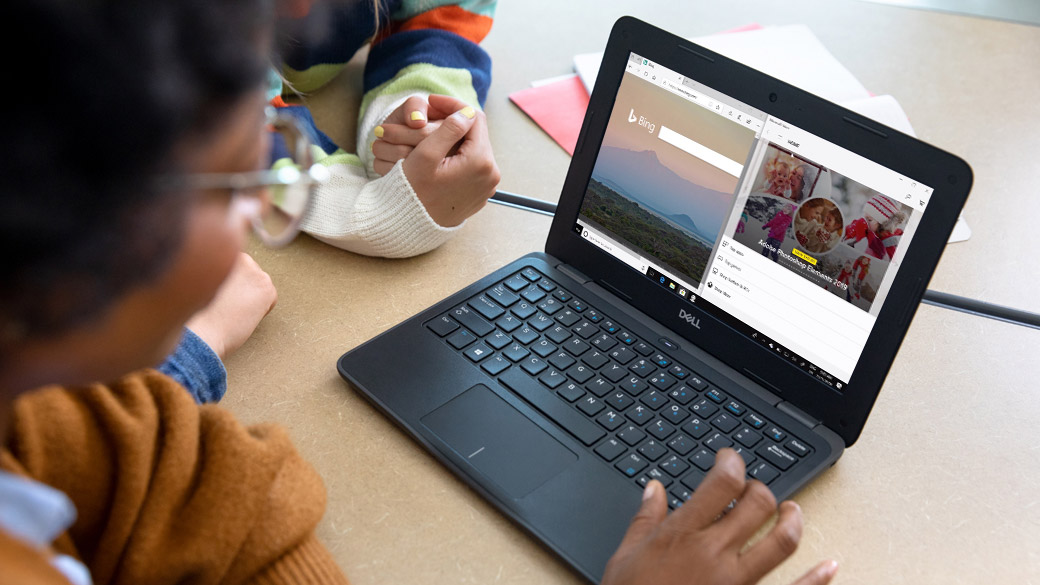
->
[714,479,778,549]
[373,158,395,177]
[664,449,747,531]
[738,500,804,582]
[374,122,438,147]
[399,95,430,128]
[788,560,839,585]
[372,139,414,164]
[427,94,470,119]
[410,106,477,165]
[614,480,668,555]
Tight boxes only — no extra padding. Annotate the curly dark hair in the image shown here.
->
[1,0,275,347]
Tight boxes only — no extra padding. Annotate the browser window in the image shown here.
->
[575,53,932,388]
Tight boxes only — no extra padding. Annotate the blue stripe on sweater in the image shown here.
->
[364,29,491,105]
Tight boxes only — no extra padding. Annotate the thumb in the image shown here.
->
[615,480,668,555]
[411,106,477,164]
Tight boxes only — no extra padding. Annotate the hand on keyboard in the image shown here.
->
[601,449,838,585]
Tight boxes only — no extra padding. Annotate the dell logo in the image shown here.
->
[678,309,701,329]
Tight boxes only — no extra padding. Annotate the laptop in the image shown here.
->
[338,16,971,583]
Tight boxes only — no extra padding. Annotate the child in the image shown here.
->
[805,207,843,253]
[850,256,871,300]
[736,210,749,234]
[836,259,854,295]
[761,203,796,261]
[794,199,826,249]
[842,194,902,259]
[764,160,792,197]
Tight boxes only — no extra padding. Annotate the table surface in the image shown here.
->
[224,2,1040,583]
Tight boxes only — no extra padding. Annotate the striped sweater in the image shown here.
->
[274,0,496,258]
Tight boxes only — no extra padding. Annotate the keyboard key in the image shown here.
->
[538,369,567,389]
[608,346,637,365]
[703,432,733,452]
[605,391,634,410]
[625,405,653,426]
[573,321,598,339]
[451,306,494,336]
[744,412,767,429]
[629,359,654,377]
[669,364,690,380]
[520,356,548,376]
[756,444,797,471]
[632,341,655,356]
[577,395,605,416]
[499,368,605,446]
[521,286,547,303]
[495,313,522,333]
[659,455,690,477]
[636,467,672,489]
[686,375,709,391]
[536,277,556,292]
[620,376,649,396]
[469,295,505,320]
[565,338,591,356]
[681,417,711,439]
[651,353,671,368]
[566,363,596,384]
[581,351,610,369]
[485,330,512,350]
[661,404,690,426]
[537,297,563,315]
[568,299,587,312]
[426,315,460,337]
[786,439,810,457]
[616,331,636,345]
[735,427,763,448]
[590,333,618,351]
[511,301,537,319]
[480,355,510,376]
[556,383,584,402]
[585,310,604,323]
[531,338,557,358]
[710,413,740,433]
[594,438,626,462]
[529,313,554,332]
[552,289,572,303]
[649,372,677,391]
[765,426,787,443]
[690,399,718,418]
[639,390,668,410]
[748,462,780,484]
[668,434,696,456]
[585,377,614,397]
[690,448,715,471]
[646,419,675,441]
[669,485,694,504]
[638,440,668,461]
[555,310,581,327]
[597,410,626,431]
[446,329,476,349]
[600,362,629,383]
[731,446,756,467]
[463,343,494,363]
[680,468,707,491]
[724,401,746,416]
[617,425,646,446]
[520,268,541,281]
[669,385,696,405]
[504,275,528,291]
[615,454,649,477]
[705,388,726,404]
[503,343,530,362]
[600,320,620,334]
[545,325,571,344]
[513,326,539,345]
[486,284,520,307]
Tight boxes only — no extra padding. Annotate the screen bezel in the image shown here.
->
[545,16,972,446]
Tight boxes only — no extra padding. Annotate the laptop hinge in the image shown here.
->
[777,401,820,430]
[555,262,591,285]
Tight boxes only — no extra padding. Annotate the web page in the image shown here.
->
[575,53,933,387]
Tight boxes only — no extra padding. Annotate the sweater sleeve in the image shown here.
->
[1,371,349,585]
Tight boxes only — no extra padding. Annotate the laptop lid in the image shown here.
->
[545,16,972,446]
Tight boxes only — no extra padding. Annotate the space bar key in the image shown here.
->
[499,369,606,446]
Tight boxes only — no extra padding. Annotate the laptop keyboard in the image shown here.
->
[425,267,813,509]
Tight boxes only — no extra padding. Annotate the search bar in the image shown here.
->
[658,126,744,178]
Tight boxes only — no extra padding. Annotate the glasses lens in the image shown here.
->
[255,115,317,245]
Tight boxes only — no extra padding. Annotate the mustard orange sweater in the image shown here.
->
[0,370,349,585]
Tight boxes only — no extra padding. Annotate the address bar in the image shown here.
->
[658,126,744,178]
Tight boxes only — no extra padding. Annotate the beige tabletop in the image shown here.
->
[223,1,1040,583]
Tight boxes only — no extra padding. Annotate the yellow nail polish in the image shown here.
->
[410,110,426,122]
[460,106,476,119]
[374,125,384,138]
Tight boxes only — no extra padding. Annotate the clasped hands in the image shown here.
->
[372,94,500,227]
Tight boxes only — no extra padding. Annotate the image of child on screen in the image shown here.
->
[750,146,822,203]
[760,203,796,261]
[794,199,843,254]
[842,193,908,260]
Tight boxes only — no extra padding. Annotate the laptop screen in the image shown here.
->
[574,52,933,389]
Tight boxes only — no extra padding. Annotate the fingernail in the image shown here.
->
[642,481,657,501]
[410,110,426,122]
[374,125,384,138]
[822,560,839,577]
[459,106,476,119]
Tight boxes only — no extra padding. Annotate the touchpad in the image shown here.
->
[421,384,577,499]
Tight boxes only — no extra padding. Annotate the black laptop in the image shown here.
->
[338,16,971,583]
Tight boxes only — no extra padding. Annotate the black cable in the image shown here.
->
[491,190,1040,331]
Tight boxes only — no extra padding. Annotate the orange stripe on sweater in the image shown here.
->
[375,6,493,45]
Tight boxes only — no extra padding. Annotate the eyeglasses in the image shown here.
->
[160,107,330,247]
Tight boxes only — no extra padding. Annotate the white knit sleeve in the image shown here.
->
[299,158,462,258]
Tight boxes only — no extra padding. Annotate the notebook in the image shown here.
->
[338,16,971,583]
